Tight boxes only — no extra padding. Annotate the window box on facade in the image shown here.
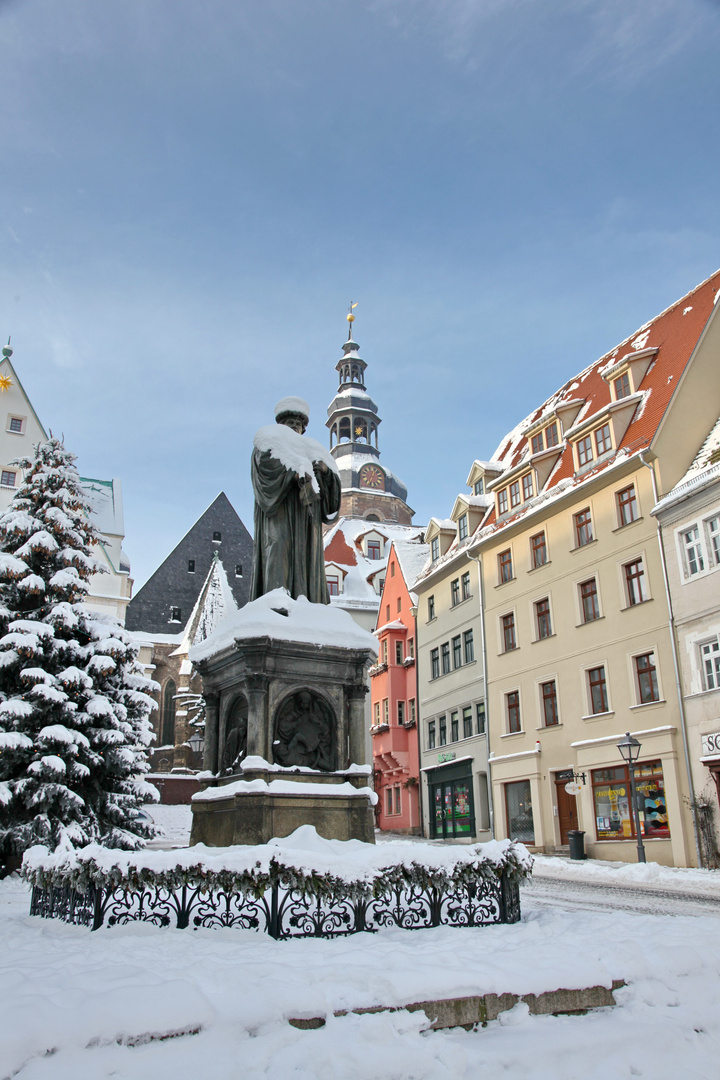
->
[634,652,660,704]
[592,761,669,840]
[579,578,600,623]
[540,680,559,726]
[498,549,513,583]
[574,508,594,547]
[506,690,521,733]
[587,665,609,715]
[530,531,547,569]
[624,558,647,606]
[616,484,639,527]
[535,598,552,640]
[501,613,516,653]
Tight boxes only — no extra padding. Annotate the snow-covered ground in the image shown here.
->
[3,823,720,1078]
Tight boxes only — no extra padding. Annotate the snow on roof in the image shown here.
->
[323,518,425,608]
[392,539,431,589]
[373,619,406,636]
[652,415,720,515]
[189,589,378,664]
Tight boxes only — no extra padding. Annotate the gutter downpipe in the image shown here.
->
[640,451,703,867]
[468,551,495,839]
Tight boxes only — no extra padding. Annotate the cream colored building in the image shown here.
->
[652,418,720,866]
[413,494,493,842]
[466,270,720,867]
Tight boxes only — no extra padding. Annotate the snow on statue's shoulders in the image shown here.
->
[190,588,378,663]
[254,424,338,477]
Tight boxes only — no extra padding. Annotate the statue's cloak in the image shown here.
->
[250,441,341,604]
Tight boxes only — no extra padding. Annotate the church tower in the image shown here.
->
[326,309,414,524]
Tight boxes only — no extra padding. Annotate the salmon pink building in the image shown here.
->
[371,538,429,833]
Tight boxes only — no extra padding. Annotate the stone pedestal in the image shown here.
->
[188,592,377,846]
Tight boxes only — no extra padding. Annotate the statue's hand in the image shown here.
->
[299,475,317,507]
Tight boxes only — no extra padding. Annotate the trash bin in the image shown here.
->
[567,829,586,860]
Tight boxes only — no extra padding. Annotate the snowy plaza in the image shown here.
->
[2,806,720,1079]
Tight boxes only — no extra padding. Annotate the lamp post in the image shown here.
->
[188,730,205,756]
[617,732,646,864]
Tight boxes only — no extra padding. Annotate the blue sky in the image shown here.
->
[2,0,720,589]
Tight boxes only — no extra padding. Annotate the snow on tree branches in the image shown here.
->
[0,438,158,874]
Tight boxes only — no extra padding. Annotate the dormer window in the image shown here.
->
[169,606,182,623]
[431,536,440,562]
[327,574,339,596]
[546,422,559,447]
[367,539,381,560]
[531,431,544,455]
[522,473,533,500]
[509,480,521,509]
[577,435,593,467]
[212,531,222,542]
[595,423,612,456]
[458,514,468,541]
[474,478,484,495]
[498,489,508,515]
[188,559,195,573]
[614,372,631,399]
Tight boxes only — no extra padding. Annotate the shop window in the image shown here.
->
[635,653,659,704]
[441,642,451,675]
[624,559,647,606]
[450,711,459,742]
[587,666,609,714]
[574,508,593,547]
[502,613,516,653]
[463,706,473,738]
[700,639,720,691]
[461,571,471,600]
[531,531,547,568]
[431,648,440,679]
[431,772,475,839]
[498,549,513,583]
[592,760,669,840]
[452,635,462,669]
[506,690,521,733]
[617,485,638,527]
[535,598,552,640]
[463,628,474,663]
[505,779,534,843]
[438,715,447,746]
[579,578,600,622]
[451,578,460,606]
[427,719,436,749]
[541,680,558,726]
[476,700,486,735]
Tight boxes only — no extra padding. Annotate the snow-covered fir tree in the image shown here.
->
[0,438,158,873]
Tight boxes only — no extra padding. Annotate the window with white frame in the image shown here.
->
[706,516,720,566]
[701,639,720,691]
[677,514,720,580]
[681,524,705,576]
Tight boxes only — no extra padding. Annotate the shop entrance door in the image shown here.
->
[431,777,475,839]
[554,775,578,844]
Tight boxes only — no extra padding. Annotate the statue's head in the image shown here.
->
[275,396,309,435]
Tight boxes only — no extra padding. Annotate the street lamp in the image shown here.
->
[188,730,205,756]
[616,732,646,864]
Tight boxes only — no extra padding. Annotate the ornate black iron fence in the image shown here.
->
[30,873,521,937]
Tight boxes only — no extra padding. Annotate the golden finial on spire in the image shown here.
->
[346,301,358,340]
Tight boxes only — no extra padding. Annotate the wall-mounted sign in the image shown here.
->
[701,731,720,756]
[565,781,582,796]
[438,751,456,764]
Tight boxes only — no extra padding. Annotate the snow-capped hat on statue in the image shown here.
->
[275,397,310,431]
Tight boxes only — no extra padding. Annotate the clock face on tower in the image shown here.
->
[359,464,385,491]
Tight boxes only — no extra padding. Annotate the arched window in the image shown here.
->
[354,418,368,443]
[339,417,351,442]
[330,423,338,447]
[162,679,176,746]
[370,424,378,448]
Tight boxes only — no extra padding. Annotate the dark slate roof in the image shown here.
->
[125,492,254,634]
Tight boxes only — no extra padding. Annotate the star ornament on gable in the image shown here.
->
[0,374,12,392]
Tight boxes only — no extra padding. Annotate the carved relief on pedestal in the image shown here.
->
[273,690,336,772]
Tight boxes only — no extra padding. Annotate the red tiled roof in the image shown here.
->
[324,528,358,567]
[480,269,720,532]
